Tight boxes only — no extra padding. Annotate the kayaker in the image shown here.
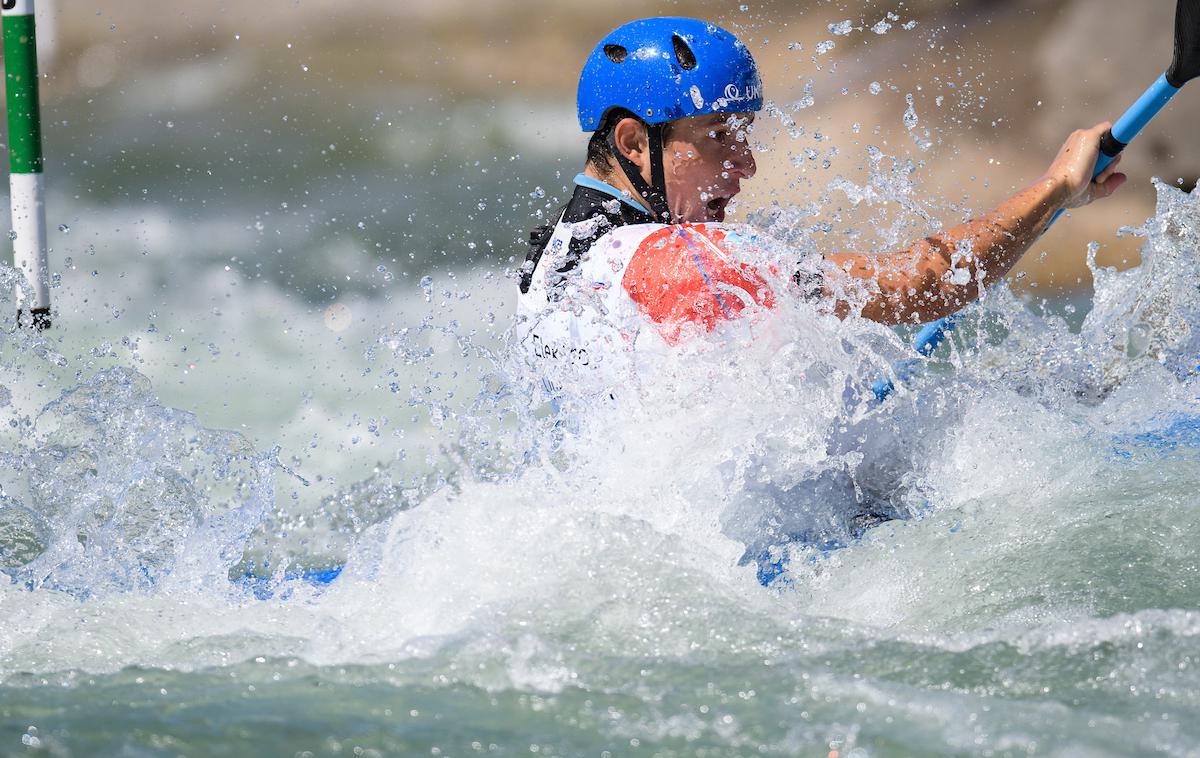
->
[516,16,1126,385]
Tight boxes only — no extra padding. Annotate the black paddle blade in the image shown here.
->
[1168,0,1200,86]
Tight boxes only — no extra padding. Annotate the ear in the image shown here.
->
[611,117,652,180]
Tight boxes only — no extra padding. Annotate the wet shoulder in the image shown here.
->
[606,223,778,345]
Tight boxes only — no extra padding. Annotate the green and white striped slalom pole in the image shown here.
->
[2,0,48,329]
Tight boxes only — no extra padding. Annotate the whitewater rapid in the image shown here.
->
[2,160,1200,753]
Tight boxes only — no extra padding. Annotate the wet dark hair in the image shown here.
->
[586,108,675,177]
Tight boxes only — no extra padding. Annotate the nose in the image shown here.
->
[730,141,756,179]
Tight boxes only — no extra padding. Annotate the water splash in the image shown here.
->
[1081,179,1200,383]
[2,129,1200,758]
[3,367,278,597]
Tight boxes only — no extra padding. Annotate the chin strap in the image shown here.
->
[607,123,671,223]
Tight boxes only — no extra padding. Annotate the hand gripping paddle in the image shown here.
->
[873,0,1200,402]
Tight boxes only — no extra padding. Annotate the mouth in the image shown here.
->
[705,195,730,222]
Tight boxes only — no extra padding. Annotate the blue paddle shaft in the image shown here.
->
[1111,73,1181,145]
[881,70,1183,391]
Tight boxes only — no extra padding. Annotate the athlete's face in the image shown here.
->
[663,112,757,223]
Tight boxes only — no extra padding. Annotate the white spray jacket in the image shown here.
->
[516,190,814,399]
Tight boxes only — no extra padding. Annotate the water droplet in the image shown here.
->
[7,230,15,241]
[57,224,69,234]
[903,94,919,130]
[793,78,815,110]
[323,303,352,332]
[868,81,882,95]
[903,94,932,151]
[828,20,853,36]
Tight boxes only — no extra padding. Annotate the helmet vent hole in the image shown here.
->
[603,44,628,64]
[672,35,697,70]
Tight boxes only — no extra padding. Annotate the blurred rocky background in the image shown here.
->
[12,0,1200,296]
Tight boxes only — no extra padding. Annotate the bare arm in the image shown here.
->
[824,123,1128,325]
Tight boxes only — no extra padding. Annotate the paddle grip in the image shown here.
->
[1098,129,1125,159]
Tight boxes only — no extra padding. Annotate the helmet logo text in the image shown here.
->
[722,83,762,103]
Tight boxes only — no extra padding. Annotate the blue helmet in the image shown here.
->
[577,17,763,132]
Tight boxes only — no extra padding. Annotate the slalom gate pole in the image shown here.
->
[2,0,49,329]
